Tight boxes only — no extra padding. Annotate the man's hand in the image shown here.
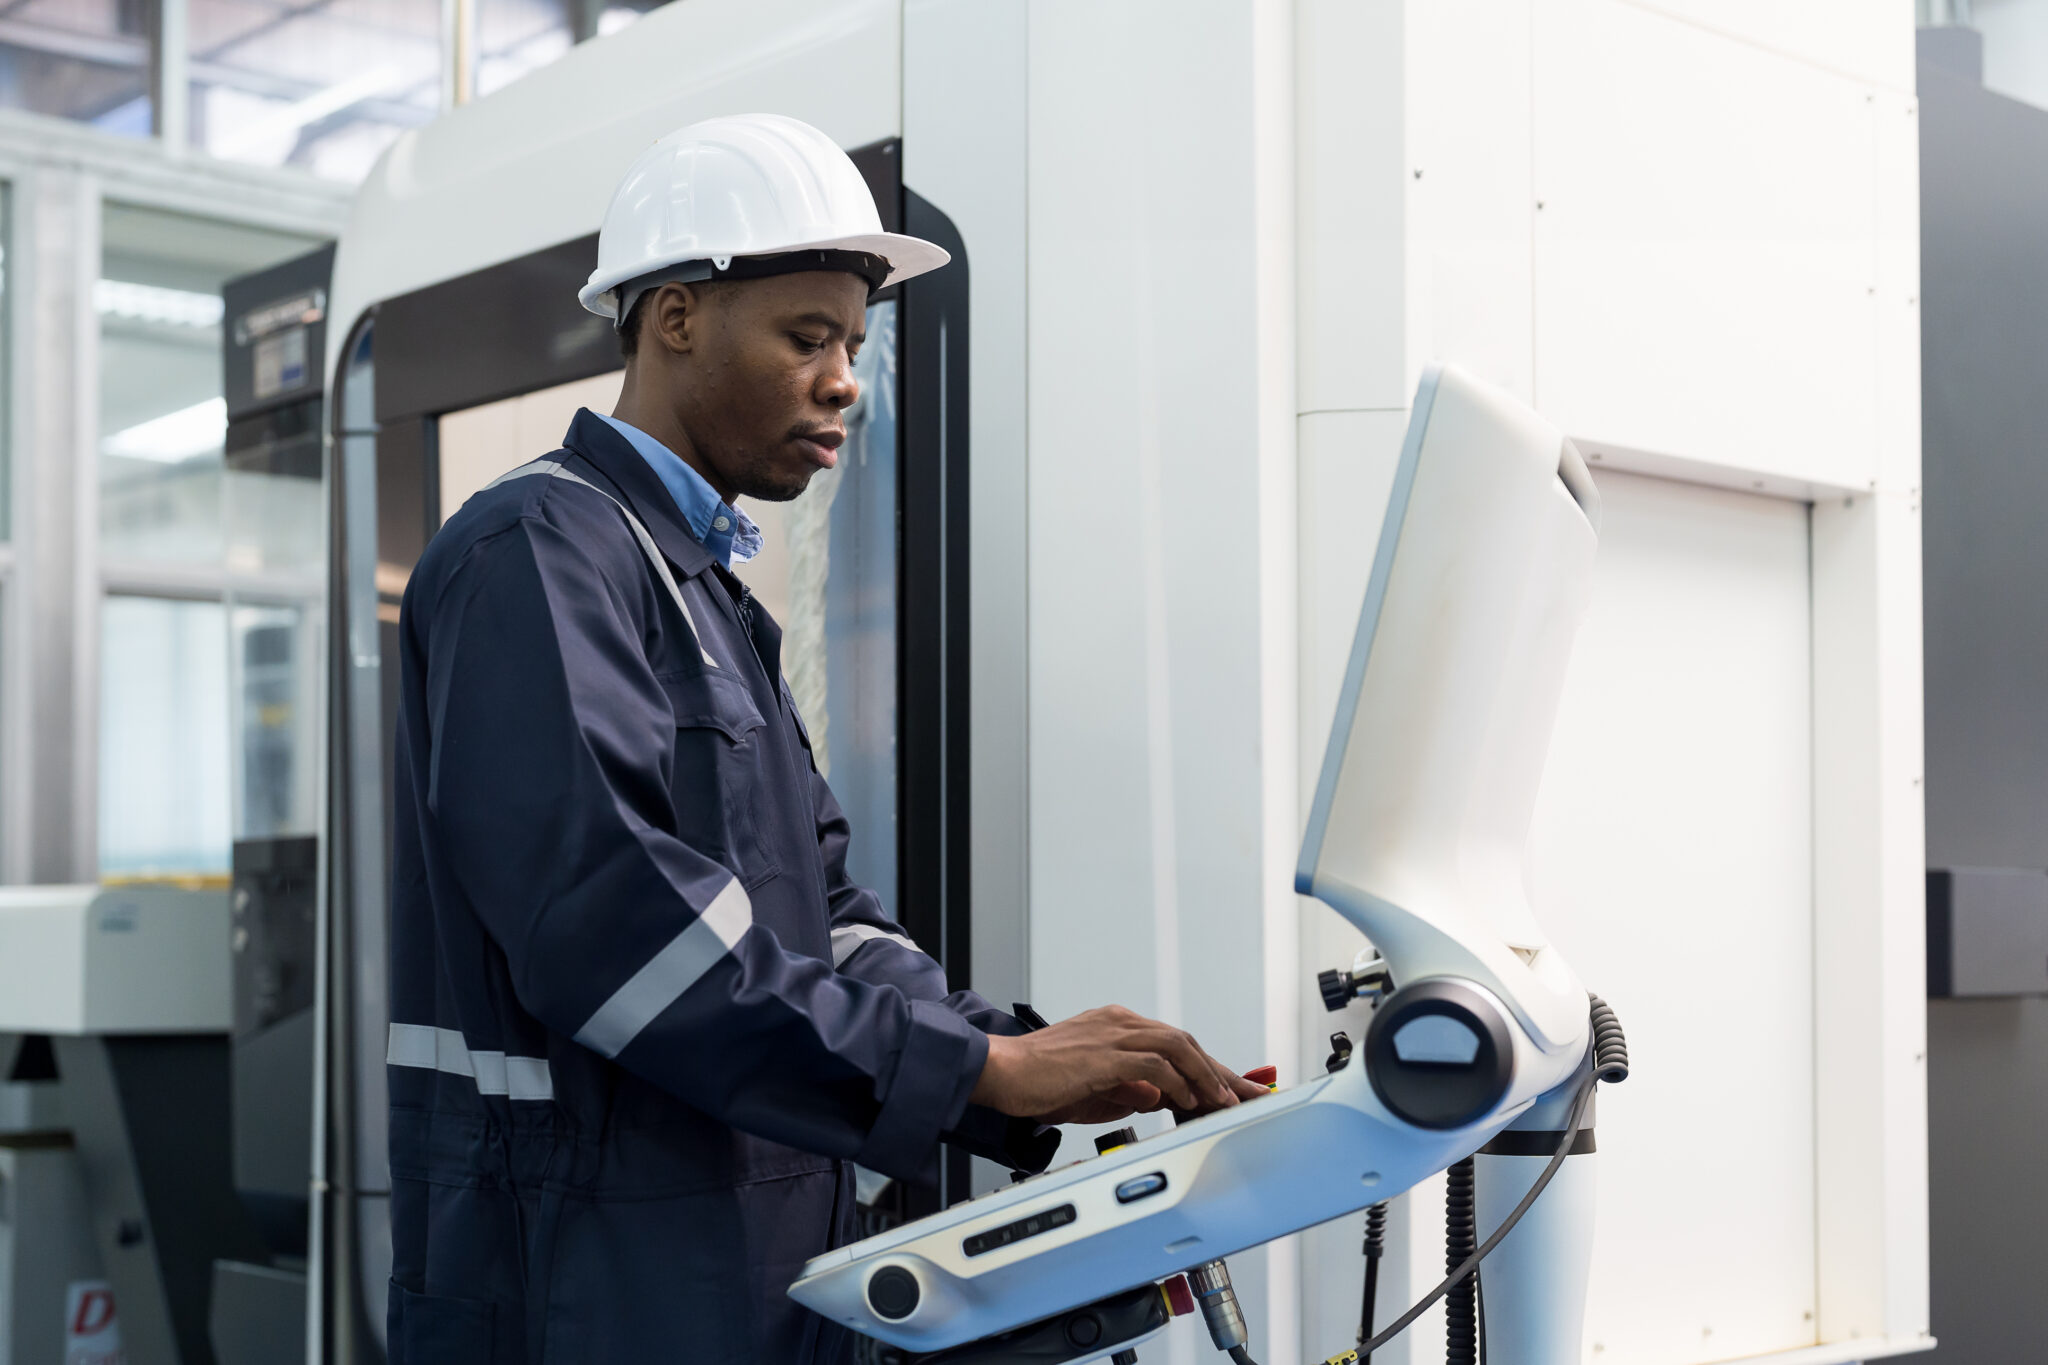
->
[969,1005,1270,1126]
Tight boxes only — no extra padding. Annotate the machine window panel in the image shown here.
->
[98,203,318,566]
[0,0,154,135]
[223,454,325,581]
[230,603,315,842]
[100,594,232,876]
[436,369,625,522]
[731,297,899,909]
[187,0,438,183]
[817,296,898,907]
[0,585,6,877]
[1,180,9,543]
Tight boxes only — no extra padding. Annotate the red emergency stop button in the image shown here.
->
[1161,1274,1196,1317]
[1243,1065,1278,1090]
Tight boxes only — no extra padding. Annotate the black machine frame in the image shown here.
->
[324,141,974,1359]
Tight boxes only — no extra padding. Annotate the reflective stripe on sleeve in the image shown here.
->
[387,1023,554,1101]
[573,877,754,1060]
[830,922,926,968]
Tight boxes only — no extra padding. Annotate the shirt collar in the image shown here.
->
[594,412,762,568]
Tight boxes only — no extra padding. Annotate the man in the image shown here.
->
[385,112,1266,1364]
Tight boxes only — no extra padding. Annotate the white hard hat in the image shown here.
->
[580,112,951,327]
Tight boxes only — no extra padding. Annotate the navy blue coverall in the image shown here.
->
[386,410,1056,1364]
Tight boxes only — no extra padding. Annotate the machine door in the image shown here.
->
[326,142,971,1357]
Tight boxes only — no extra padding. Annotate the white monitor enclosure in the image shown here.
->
[1298,362,1601,1055]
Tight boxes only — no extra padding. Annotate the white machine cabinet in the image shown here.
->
[0,884,239,1365]
[0,885,232,1035]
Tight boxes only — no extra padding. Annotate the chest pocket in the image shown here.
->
[660,669,780,889]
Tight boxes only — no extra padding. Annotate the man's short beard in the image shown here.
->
[728,451,814,503]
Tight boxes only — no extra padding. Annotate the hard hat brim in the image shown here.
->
[578,230,951,320]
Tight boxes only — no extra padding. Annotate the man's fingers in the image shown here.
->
[1147,1027,1237,1108]
[1196,1045,1270,1100]
[1124,1052,1200,1111]
[1109,1022,1237,1110]
[1193,1047,1247,1106]
[1105,1079,1163,1111]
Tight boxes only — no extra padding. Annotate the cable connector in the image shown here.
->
[1188,1259,1248,1352]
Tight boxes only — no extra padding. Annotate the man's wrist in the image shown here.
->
[970,1031,1014,1110]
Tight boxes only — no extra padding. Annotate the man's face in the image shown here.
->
[648,271,868,503]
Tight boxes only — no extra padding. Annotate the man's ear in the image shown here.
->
[647,281,707,356]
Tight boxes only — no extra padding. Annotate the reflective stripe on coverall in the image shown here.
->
[386,409,1057,1365]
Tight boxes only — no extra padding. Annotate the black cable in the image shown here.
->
[1589,995,1629,1083]
[1474,1262,1488,1364]
[1229,999,1626,1365]
[1233,1079,1597,1365]
[1443,1157,1479,1365]
[1357,1201,1388,1356]
[1350,1074,1598,1360]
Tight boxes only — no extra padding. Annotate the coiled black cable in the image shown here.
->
[1590,994,1629,1084]
[1443,1160,1479,1365]
[1357,1201,1388,1358]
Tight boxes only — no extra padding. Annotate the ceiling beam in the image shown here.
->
[0,16,432,129]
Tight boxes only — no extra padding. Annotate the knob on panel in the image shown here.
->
[867,1265,921,1321]
[1318,967,1353,1012]
[1094,1127,1138,1155]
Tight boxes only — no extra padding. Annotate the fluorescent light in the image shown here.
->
[103,397,227,463]
[95,279,224,329]
[212,65,400,161]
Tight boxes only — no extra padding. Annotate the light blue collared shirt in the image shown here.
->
[595,412,762,569]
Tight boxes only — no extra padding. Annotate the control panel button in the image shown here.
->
[1114,1172,1169,1204]
[1094,1127,1138,1154]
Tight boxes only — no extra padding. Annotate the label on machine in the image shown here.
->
[64,1280,126,1365]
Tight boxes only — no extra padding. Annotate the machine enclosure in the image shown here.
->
[0,886,231,1034]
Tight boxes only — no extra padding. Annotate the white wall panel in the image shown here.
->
[1531,0,1884,490]
[905,0,1035,1017]
[1406,0,1535,404]
[1526,470,1818,1363]
[1296,0,1407,413]
[1873,89,1922,495]
[1811,490,1930,1346]
[1626,0,1917,94]
[1026,4,1298,1356]
[1026,0,1267,1039]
